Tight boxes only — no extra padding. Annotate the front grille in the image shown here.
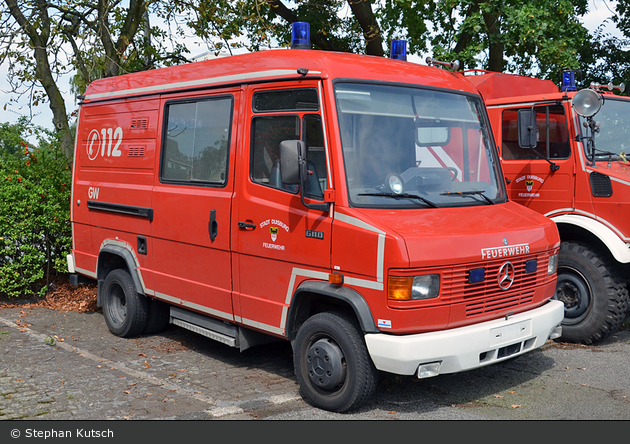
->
[441,253,551,317]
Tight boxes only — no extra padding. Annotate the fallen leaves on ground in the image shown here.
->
[0,281,98,313]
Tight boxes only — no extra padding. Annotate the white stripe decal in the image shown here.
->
[334,212,386,283]
[546,208,630,242]
[241,318,284,336]
[585,168,630,187]
[280,268,329,331]
[85,69,322,100]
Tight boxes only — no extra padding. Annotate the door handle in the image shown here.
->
[238,221,256,230]
[209,209,218,241]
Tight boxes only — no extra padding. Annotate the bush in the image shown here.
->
[0,131,72,298]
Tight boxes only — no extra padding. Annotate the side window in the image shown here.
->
[502,105,570,160]
[161,96,233,184]
[251,115,300,190]
[250,88,326,199]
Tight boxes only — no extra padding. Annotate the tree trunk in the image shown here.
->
[346,0,384,56]
[483,10,504,72]
[4,0,74,158]
[267,0,343,51]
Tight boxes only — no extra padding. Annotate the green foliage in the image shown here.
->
[0,125,71,298]
[378,0,589,78]
[0,117,33,156]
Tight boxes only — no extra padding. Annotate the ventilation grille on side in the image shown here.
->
[130,118,149,130]
[590,172,613,197]
[128,146,146,157]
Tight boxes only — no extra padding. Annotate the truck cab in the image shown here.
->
[468,71,630,344]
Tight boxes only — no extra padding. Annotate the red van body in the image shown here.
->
[68,49,564,412]
[468,71,630,345]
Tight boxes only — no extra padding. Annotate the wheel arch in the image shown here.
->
[96,241,146,307]
[285,280,379,341]
[552,214,630,264]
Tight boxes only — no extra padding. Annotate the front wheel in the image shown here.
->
[554,241,628,344]
[101,268,148,338]
[292,312,379,412]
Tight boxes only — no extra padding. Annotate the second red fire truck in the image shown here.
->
[468,71,630,345]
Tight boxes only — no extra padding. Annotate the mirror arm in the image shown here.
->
[526,146,559,171]
[298,154,330,212]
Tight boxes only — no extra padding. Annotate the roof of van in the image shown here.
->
[82,49,478,102]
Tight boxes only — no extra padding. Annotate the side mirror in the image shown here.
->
[517,108,537,149]
[279,139,329,212]
[279,139,303,184]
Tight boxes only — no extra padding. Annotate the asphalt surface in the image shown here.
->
[1,302,629,421]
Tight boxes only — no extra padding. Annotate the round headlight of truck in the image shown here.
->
[572,89,602,117]
[388,174,404,195]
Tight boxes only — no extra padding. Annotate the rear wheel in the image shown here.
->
[101,269,148,338]
[555,241,628,344]
[292,312,378,412]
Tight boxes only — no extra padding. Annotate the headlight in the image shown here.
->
[388,275,440,300]
[548,253,558,275]
[388,174,404,194]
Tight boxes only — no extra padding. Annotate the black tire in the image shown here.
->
[292,312,379,412]
[554,241,629,344]
[143,298,170,334]
[101,269,148,338]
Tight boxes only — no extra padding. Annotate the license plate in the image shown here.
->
[489,319,532,347]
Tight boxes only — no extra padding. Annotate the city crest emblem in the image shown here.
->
[270,226,279,242]
[526,180,534,192]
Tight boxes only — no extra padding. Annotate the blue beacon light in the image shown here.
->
[561,70,577,92]
[390,40,407,61]
[291,22,311,49]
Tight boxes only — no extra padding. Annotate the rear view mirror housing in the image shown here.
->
[279,140,303,185]
[279,139,329,212]
[517,108,537,149]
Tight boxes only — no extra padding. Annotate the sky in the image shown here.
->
[0,0,622,135]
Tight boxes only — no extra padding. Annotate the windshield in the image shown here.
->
[578,97,630,159]
[334,82,506,208]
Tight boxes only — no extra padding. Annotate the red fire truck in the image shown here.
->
[67,24,564,412]
[467,71,630,345]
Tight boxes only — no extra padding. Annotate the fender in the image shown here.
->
[286,280,379,336]
[96,240,149,305]
[551,213,630,263]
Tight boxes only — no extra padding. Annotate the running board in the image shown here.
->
[169,306,280,352]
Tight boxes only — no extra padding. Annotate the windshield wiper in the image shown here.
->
[358,192,438,208]
[440,190,495,205]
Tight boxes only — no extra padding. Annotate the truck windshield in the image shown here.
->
[578,98,630,160]
[335,82,506,208]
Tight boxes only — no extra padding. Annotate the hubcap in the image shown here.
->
[555,268,591,324]
[108,284,127,326]
[306,339,346,390]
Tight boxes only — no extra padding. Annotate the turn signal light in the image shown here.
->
[388,276,413,300]
[329,272,344,285]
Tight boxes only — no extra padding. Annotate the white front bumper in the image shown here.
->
[365,299,564,376]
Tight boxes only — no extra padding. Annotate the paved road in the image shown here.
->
[1,303,629,421]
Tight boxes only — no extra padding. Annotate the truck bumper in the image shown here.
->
[365,299,564,377]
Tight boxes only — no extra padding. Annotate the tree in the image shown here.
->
[0,0,189,158]
[2,0,74,158]
[582,0,630,88]
[182,0,384,56]
[0,116,32,156]
[378,0,591,78]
